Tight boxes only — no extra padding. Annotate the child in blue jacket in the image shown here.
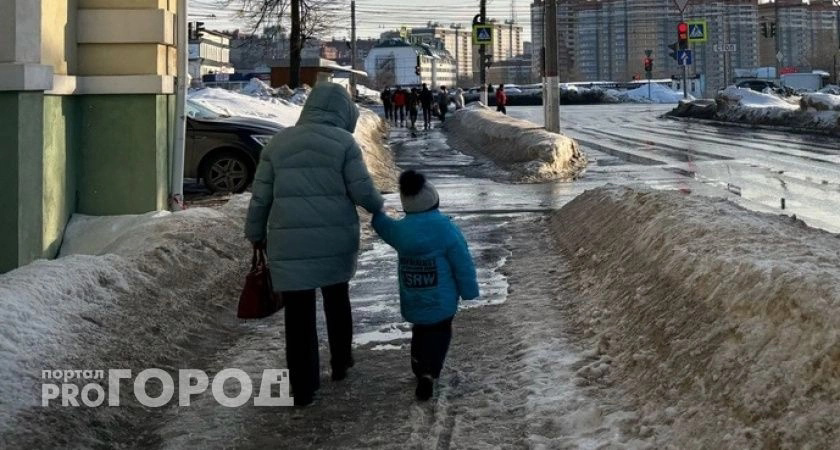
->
[372,170,480,401]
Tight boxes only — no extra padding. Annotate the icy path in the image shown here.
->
[145,125,646,448]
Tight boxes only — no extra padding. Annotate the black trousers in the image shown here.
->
[497,105,507,115]
[410,316,453,379]
[409,108,418,126]
[383,103,393,121]
[439,108,447,123]
[395,105,405,122]
[422,106,432,126]
[282,282,353,399]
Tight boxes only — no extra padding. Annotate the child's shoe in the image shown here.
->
[415,374,434,401]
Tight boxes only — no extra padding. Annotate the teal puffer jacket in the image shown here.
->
[372,209,480,325]
[244,83,384,291]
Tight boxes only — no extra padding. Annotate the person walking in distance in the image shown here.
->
[437,86,450,124]
[381,87,393,122]
[407,88,420,129]
[419,83,434,130]
[495,84,507,115]
[245,83,384,407]
[392,86,407,127]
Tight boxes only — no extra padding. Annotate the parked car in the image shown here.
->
[736,80,780,93]
[186,100,282,193]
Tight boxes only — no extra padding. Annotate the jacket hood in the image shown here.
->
[297,82,360,133]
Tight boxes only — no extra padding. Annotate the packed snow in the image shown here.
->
[552,186,840,448]
[671,87,840,132]
[620,83,691,104]
[446,103,587,182]
[189,87,302,127]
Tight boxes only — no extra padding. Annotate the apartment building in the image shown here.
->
[758,0,839,71]
[408,24,474,84]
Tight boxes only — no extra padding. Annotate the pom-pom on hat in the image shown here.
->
[399,170,439,213]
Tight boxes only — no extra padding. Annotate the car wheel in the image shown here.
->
[202,151,253,193]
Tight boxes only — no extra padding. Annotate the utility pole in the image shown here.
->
[479,0,488,105]
[451,24,462,87]
[544,0,560,132]
[350,0,357,98]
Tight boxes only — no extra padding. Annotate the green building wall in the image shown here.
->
[0,93,173,272]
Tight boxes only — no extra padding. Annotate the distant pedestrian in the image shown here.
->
[371,170,479,401]
[495,84,507,115]
[453,88,465,110]
[381,88,393,121]
[407,88,420,129]
[393,86,407,127]
[419,83,434,130]
[245,83,384,407]
[437,86,450,123]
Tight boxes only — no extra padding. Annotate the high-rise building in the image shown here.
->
[758,0,839,72]
[471,20,525,83]
[686,0,759,94]
[533,0,763,95]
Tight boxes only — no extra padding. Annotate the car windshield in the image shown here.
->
[186,99,228,120]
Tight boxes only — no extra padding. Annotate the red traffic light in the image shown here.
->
[677,22,689,48]
[677,22,688,33]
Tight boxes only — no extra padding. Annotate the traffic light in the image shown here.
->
[668,42,679,61]
[415,65,421,76]
[644,57,653,73]
[677,22,689,50]
[483,54,493,68]
[770,22,777,38]
[761,23,768,38]
[195,22,206,39]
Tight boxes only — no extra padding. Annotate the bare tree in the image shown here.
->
[220,0,344,87]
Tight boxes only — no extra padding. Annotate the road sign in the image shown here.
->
[776,51,785,63]
[677,49,693,66]
[714,43,737,52]
[473,24,493,45]
[687,20,707,43]
[673,0,691,14]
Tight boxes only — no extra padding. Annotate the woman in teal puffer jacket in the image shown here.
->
[245,82,384,406]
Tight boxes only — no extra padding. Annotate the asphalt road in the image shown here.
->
[509,104,840,233]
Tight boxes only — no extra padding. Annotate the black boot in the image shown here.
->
[415,375,434,401]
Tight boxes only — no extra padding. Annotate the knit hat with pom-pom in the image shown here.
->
[399,170,439,213]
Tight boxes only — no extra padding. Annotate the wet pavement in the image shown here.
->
[508,104,840,233]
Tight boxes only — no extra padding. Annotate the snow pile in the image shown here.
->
[715,87,839,131]
[619,83,690,104]
[0,196,252,444]
[800,92,840,112]
[552,186,840,448]
[447,104,587,182]
[355,109,399,192]
[189,87,301,127]
[819,85,840,95]
[671,87,840,132]
[241,77,278,97]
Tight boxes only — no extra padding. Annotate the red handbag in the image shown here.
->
[237,248,283,319]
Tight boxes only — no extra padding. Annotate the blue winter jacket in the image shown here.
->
[372,209,480,325]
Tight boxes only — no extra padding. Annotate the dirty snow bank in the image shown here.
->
[189,87,302,127]
[619,83,690,104]
[0,196,251,444]
[447,104,587,182]
[669,87,840,133]
[552,186,840,448]
[355,109,398,192]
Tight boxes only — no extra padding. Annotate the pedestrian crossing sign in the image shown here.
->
[687,20,708,43]
[473,24,493,45]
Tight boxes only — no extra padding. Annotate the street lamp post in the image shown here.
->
[450,24,462,87]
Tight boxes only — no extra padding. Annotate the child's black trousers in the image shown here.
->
[410,316,454,379]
